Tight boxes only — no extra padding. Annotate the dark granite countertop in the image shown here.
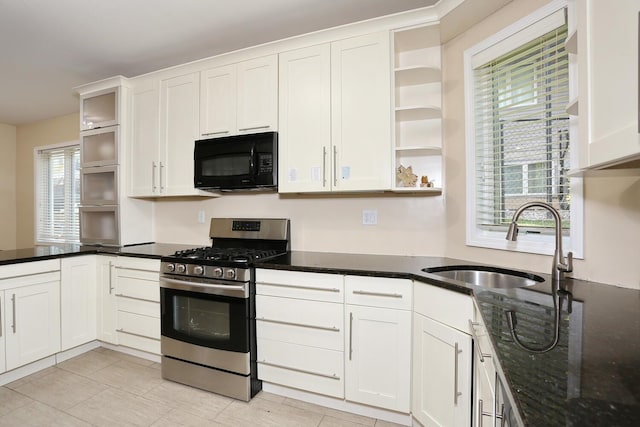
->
[0,246,638,425]
[257,251,640,427]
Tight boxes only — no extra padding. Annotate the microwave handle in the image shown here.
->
[250,145,256,176]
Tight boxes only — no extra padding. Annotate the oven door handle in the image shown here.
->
[160,277,247,295]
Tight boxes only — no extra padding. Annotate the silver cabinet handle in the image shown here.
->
[152,161,157,192]
[469,320,492,363]
[322,146,328,187]
[0,295,3,338]
[478,399,496,426]
[108,261,114,294]
[454,342,462,405]
[352,290,403,298]
[259,360,340,380]
[258,282,341,293]
[116,328,158,340]
[202,130,229,136]
[333,146,338,187]
[114,294,159,304]
[11,294,16,333]
[238,125,270,132]
[159,162,165,192]
[258,317,339,332]
[349,312,354,361]
[494,371,506,427]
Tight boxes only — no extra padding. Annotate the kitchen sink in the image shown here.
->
[422,265,544,289]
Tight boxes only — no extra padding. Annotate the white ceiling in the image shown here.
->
[0,0,438,126]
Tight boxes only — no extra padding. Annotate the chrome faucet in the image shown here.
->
[505,201,573,289]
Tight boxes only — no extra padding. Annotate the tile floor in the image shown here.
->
[0,348,404,427]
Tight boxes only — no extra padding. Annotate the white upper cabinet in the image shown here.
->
[160,72,201,196]
[80,87,120,130]
[279,32,391,193]
[331,32,392,192]
[278,44,332,192]
[580,0,640,169]
[200,55,278,138]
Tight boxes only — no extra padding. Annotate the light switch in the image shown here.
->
[362,209,378,225]
[197,210,206,224]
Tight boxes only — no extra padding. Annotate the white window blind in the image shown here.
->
[36,144,81,244]
[473,21,571,234]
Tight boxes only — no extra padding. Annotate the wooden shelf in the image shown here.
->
[395,66,441,86]
[566,97,579,116]
[565,30,578,54]
[395,106,441,121]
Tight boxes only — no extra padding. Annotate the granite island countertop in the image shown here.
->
[0,245,638,425]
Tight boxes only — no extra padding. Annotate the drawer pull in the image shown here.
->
[115,294,159,304]
[202,130,229,136]
[469,320,492,363]
[352,290,403,298]
[259,361,340,380]
[258,318,339,332]
[238,125,270,132]
[116,328,158,340]
[258,282,341,293]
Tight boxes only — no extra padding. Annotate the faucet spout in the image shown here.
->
[505,202,573,288]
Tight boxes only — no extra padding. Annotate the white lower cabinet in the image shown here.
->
[412,284,473,427]
[96,255,118,344]
[61,256,97,351]
[114,257,161,355]
[3,271,61,371]
[344,276,412,413]
[255,269,345,398]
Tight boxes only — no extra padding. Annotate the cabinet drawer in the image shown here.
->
[414,283,473,333]
[117,297,160,318]
[116,257,160,271]
[0,259,59,281]
[258,363,344,399]
[256,269,343,302]
[115,269,159,302]
[117,332,160,355]
[256,295,343,351]
[257,338,343,395]
[345,276,411,310]
[117,311,160,339]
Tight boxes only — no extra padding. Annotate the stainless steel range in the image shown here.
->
[159,218,289,401]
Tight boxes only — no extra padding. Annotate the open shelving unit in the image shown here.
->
[392,24,443,193]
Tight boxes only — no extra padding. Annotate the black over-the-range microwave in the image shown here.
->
[194,131,278,191]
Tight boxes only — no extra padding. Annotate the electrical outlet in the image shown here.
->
[362,209,378,225]
[197,210,206,224]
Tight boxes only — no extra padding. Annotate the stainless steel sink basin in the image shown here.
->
[422,265,544,289]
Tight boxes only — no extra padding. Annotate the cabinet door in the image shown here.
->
[5,279,61,371]
[200,64,237,137]
[331,32,392,191]
[278,44,332,193]
[586,0,640,167]
[61,256,97,351]
[160,72,201,196]
[237,55,278,134]
[96,256,118,344]
[0,291,5,374]
[129,78,161,197]
[345,304,411,413]
[413,312,472,427]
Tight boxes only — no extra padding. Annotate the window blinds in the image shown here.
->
[36,145,81,243]
[473,21,570,232]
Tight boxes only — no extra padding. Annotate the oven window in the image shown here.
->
[173,296,230,340]
[201,153,250,177]
[161,287,250,353]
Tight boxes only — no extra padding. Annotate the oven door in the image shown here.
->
[160,277,250,354]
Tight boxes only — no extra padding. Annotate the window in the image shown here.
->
[465,3,583,256]
[35,143,81,244]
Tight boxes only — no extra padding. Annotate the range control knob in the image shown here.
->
[166,263,175,272]
[225,269,236,279]
[176,264,186,274]
[213,267,224,278]
[193,265,204,276]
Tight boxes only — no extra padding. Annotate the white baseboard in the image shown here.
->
[262,382,413,426]
[99,342,161,363]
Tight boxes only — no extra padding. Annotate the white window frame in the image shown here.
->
[34,140,81,245]
[464,0,584,258]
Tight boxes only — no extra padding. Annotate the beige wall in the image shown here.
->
[15,113,79,248]
[441,0,640,289]
[0,123,17,250]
